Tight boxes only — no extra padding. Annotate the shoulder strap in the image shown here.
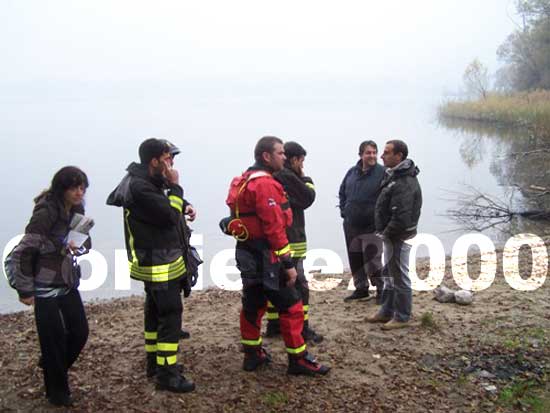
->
[235,171,270,218]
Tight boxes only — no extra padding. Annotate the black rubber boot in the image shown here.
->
[155,365,195,393]
[302,321,324,344]
[287,352,330,376]
[147,354,185,378]
[48,393,73,407]
[265,320,281,338]
[243,347,272,372]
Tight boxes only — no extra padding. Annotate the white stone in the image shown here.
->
[455,290,474,305]
[433,286,456,303]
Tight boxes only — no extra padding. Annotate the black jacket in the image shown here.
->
[375,159,422,241]
[106,162,189,283]
[273,166,315,258]
[339,162,386,232]
[13,194,91,298]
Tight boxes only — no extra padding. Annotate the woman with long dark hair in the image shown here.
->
[12,166,91,407]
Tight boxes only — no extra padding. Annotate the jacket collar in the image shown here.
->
[354,160,380,176]
[248,162,274,174]
[385,159,419,179]
[127,162,167,187]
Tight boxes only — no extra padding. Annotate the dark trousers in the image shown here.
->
[343,222,383,292]
[267,258,310,326]
[34,289,88,400]
[144,279,183,369]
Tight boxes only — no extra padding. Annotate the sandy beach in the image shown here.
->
[1,253,549,413]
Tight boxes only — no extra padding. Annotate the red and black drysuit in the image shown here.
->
[226,164,307,356]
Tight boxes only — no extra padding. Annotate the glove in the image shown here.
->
[181,275,192,298]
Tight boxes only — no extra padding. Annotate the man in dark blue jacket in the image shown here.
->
[339,141,385,302]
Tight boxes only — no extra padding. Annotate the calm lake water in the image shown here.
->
[1,79,548,313]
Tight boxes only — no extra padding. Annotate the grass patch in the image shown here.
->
[500,327,548,351]
[503,337,522,351]
[498,380,549,412]
[262,391,288,409]
[420,312,439,331]
[456,373,468,387]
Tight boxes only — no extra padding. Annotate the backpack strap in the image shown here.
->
[234,171,270,218]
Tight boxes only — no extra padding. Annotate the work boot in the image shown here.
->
[48,393,73,407]
[287,352,330,376]
[302,321,324,344]
[179,329,191,340]
[155,366,195,393]
[344,289,372,302]
[147,354,184,378]
[243,347,272,372]
[264,320,281,338]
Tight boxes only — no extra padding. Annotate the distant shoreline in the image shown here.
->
[438,90,550,137]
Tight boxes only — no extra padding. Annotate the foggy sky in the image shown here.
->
[1,0,518,88]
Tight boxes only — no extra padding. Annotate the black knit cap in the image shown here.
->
[284,141,307,159]
[138,138,181,164]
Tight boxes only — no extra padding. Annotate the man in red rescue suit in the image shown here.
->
[107,138,195,393]
[265,141,323,344]
[225,136,330,375]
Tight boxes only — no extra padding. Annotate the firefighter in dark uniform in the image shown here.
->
[265,141,323,343]
[107,138,195,393]
[224,136,329,375]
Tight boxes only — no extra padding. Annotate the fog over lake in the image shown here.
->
[0,1,525,312]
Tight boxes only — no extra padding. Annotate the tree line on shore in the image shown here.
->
[439,0,550,133]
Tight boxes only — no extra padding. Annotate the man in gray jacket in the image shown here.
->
[367,139,422,330]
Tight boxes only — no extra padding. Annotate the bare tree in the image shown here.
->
[463,58,491,99]
[444,185,550,232]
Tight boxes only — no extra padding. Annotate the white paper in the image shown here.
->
[66,230,89,248]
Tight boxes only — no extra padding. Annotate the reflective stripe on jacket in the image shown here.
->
[107,162,188,282]
[273,166,315,258]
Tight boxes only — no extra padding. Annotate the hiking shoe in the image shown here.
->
[180,329,191,340]
[302,326,324,344]
[243,347,272,372]
[366,312,392,323]
[344,289,372,302]
[381,319,410,330]
[288,352,330,376]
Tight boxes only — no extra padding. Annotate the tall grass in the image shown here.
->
[439,90,550,137]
